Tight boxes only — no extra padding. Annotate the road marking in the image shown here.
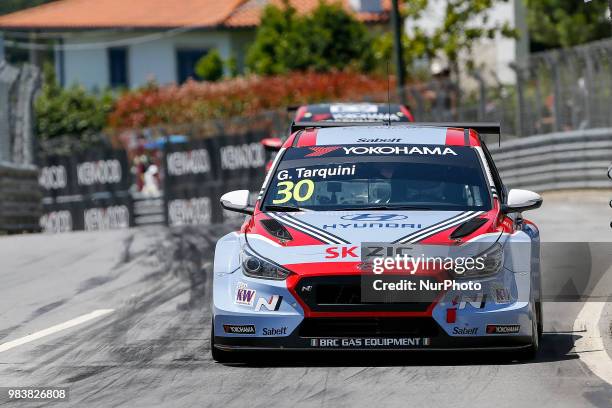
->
[0,309,114,353]
[573,300,612,384]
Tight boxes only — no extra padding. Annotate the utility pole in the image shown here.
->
[391,0,406,105]
[0,32,5,62]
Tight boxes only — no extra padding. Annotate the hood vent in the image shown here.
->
[260,219,293,241]
[450,217,488,239]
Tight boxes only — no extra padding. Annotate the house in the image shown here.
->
[408,0,528,85]
[0,0,391,89]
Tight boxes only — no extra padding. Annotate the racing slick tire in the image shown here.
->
[536,301,543,342]
[210,320,234,363]
[512,305,540,362]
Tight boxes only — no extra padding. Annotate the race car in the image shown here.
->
[262,103,415,172]
[294,103,415,123]
[213,122,543,361]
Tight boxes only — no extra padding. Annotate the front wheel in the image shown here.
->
[536,301,543,341]
[512,305,540,362]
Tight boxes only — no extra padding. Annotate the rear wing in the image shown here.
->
[290,121,502,146]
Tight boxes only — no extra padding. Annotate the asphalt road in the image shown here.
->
[0,190,611,408]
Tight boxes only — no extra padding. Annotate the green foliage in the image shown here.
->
[374,0,517,78]
[306,2,375,72]
[226,56,239,78]
[526,0,611,49]
[35,64,115,146]
[195,49,225,82]
[430,0,518,73]
[246,0,374,75]
[0,0,53,15]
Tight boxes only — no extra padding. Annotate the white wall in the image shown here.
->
[406,0,527,85]
[62,30,239,90]
[63,46,108,89]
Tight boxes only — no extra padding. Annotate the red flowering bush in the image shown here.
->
[108,71,393,129]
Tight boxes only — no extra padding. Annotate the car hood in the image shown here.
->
[245,210,502,268]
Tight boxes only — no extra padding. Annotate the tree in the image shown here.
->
[245,0,311,75]
[0,0,53,15]
[373,0,517,79]
[305,1,374,72]
[371,0,431,77]
[195,49,224,82]
[246,0,374,75]
[526,0,611,49]
[35,64,115,154]
[429,0,518,77]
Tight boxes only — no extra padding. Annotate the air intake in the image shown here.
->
[450,218,488,239]
[260,218,293,241]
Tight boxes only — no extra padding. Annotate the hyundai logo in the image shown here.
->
[340,213,408,221]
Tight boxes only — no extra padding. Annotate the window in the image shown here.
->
[262,146,492,212]
[108,47,128,88]
[176,49,207,83]
[481,142,507,201]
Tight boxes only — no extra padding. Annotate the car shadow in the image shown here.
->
[220,333,580,367]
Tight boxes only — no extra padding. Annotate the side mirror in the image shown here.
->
[502,189,543,214]
[261,137,283,152]
[220,190,254,215]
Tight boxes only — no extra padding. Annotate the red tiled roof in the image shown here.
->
[0,0,390,30]
[224,0,391,27]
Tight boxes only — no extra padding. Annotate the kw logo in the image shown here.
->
[235,282,256,306]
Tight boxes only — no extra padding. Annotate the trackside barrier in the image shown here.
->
[489,128,612,192]
[38,149,132,233]
[37,130,271,233]
[163,130,268,226]
[0,163,42,233]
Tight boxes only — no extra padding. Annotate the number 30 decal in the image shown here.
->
[273,179,314,204]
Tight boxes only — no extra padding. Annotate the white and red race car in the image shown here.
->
[261,103,415,172]
[213,122,543,362]
[294,103,415,123]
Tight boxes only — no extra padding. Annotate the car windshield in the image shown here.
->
[262,145,492,211]
[299,104,409,123]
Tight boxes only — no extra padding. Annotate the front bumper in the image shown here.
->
[214,266,534,352]
[213,322,533,352]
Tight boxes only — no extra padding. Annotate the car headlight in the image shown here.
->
[453,243,504,278]
[240,247,292,280]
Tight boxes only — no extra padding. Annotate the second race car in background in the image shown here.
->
[262,102,415,171]
[294,102,415,123]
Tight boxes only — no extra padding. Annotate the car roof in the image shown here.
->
[295,102,414,123]
[302,103,405,111]
[284,125,484,148]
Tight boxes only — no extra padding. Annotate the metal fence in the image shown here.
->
[145,36,612,140]
[489,127,612,191]
[399,38,612,138]
[0,162,41,232]
[0,61,42,233]
[0,61,40,164]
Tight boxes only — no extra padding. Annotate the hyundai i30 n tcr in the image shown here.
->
[294,103,415,123]
[212,123,543,362]
[262,103,415,172]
